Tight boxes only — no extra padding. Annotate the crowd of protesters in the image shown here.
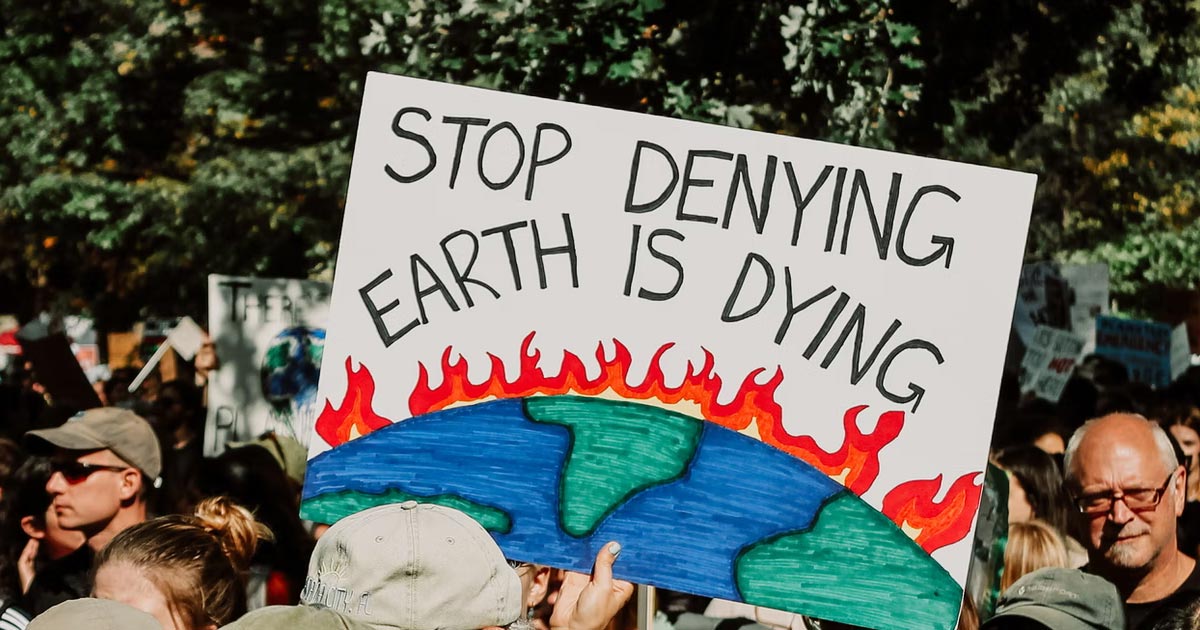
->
[0,352,638,630]
[2,340,1200,629]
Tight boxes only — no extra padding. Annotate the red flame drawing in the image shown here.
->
[314,357,392,447]
[317,332,982,553]
[779,406,904,495]
[881,473,984,553]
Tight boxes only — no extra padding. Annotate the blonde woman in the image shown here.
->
[92,496,272,630]
[1000,519,1069,592]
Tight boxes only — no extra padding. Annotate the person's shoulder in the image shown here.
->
[1180,558,1200,592]
[0,601,31,630]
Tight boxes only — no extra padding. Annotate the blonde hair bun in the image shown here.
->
[194,496,274,571]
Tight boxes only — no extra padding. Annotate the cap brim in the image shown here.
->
[25,426,108,454]
[982,608,1093,630]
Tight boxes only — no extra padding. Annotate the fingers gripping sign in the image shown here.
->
[551,542,636,630]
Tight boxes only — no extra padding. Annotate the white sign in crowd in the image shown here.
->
[303,73,1037,628]
[205,274,331,456]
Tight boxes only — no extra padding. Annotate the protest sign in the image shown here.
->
[1094,315,1181,388]
[205,275,330,456]
[1019,326,1085,402]
[0,316,17,373]
[1058,263,1109,351]
[128,316,207,393]
[15,321,101,410]
[1012,262,1070,344]
[965,464,1008,621]
[106,332,141,369]
[1171,324,1191,381]
[298,73,1036,630]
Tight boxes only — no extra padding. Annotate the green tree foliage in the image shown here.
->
[2,0,1198,328]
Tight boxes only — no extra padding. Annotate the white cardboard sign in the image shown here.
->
[205,274,331,456]
[303,73,1037,627]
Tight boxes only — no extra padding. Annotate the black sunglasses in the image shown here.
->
[50,460,130,484]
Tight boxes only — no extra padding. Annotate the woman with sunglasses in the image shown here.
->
[91,496,272,630]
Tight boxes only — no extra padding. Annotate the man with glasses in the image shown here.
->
[1064,413,1200,628]
[20,407,161,614]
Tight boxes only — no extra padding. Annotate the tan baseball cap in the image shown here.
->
[227,431,308,486]
[30,598,160,630]
[221,604,375,630]
[301,501,522,630]
[26,407,162,479]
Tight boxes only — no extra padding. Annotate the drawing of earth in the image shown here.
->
[260,326,325,433]
[301,396,961,630]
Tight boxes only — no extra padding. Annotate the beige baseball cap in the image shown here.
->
[221,604,376,630]
[301,501,522,630]
[30,598,160,630]
[26,407,162,479]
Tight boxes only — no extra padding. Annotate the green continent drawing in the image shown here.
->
[525,396,703,537]
[302,488,512,534]
[736,492,961,630]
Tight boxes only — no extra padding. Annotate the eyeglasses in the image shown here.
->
[50,460,131,484]
[506,559,532,573]
[1073,473,1176,515]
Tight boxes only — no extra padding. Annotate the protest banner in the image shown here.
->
[1094,315,1186,388]
[1019,326,1086,402]
[205,275,331,456]
[298,73,1036,630]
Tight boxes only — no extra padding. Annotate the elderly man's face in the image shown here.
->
[1071,415,1185,572]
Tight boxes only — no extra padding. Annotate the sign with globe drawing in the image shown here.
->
[206,274,331,456]
[301,74,1036,629]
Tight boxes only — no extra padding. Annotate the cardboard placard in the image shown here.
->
[298,73,1037,630]
[205,275,331,456]
[1019,326,1086,402]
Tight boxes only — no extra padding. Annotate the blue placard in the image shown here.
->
[1094,315,1174,388]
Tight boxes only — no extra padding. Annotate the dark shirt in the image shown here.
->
[1127,562,1200,629]
[20,545,93,616]
[1178,500,1200,558]
[158,436,204,514]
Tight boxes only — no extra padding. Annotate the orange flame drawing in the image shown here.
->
[881,472,983,553]
[315,357,392,447]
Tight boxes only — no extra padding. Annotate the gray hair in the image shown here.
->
[1063,413,1179,485]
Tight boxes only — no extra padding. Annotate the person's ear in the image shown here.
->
[118,468,142,501]
[20,515,45,540]
[528,565,552,608]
